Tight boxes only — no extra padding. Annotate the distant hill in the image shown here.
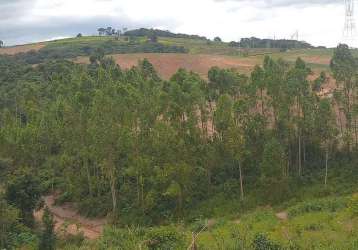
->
[237,37,316,49]
[124,28,208,41]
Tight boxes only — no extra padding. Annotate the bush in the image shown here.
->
[288,197,349,217]
[13,41,188,64]
[252,233,281,250]
[97,226,146,249]
[348,193,358,216]
[145,226,186,250]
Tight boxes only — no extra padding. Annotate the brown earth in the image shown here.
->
[0,43,45,55]
[75,53,261,79]
[34,194,106,240]
[276,211,288,221]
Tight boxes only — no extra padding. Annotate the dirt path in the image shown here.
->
[34,195,106,240]
[0,43,45,55]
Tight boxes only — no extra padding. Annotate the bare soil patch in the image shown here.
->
[0,43,45,55]
[276,211,288,221]
[34,194,106,240]
[76,53,259,79]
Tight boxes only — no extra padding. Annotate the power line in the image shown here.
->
[343,0,357,46]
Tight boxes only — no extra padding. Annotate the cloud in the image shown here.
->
[0,0,36,21]
[0,0,348,47]
[214,0,339,8]
[0,15,175,45]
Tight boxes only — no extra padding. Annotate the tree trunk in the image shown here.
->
[324,147,328,187]
[178,186,183,218]
[303,138,306,167]
[261,89,264,116]
[108,165,117,215]
[338,108,344,135]
[239,162,244,201]
[85,158,93,197]
[354,118,358,149]
[207,168,212,195]
[298,129,302,177]
[110,177,117,214]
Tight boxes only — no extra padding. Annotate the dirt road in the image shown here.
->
[34,195,106,240]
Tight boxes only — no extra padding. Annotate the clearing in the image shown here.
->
[34,194,106,240]
[0,43,45,55]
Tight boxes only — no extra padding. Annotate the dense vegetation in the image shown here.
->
[124,28,208,41]
[0,43,357,249]
[238,37,314,49]
[12,39,187,65]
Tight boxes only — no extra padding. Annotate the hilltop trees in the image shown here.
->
[97,27,116,36]
[0,40,3,48]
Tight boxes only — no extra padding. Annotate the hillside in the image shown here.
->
[0,35,334,73]
[0,33,357,250]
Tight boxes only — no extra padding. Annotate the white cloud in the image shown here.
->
[0,0,351,47]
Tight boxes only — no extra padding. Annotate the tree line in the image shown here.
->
[0,44,357,229]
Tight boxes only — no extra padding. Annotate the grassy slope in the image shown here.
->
[44,35,335,81]
[64,194,356,250]
[55,163,357,250]
[0,35,337,73]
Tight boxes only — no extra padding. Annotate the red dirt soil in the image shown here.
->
[34,194,106,240]
[76,53,260,79]
[0,43,45,55]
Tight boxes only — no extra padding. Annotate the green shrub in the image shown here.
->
[97,226,146,250]
[14,41,187,64]
[145,226,186,250]
[252,233,281,250]
[348,193,358,216]
[288,197,348,217]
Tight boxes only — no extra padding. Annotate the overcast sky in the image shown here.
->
[0,0,351,47]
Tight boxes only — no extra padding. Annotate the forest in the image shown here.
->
[237,37,314,50]
[0,44,357,249]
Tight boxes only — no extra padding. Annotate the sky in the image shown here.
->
[0,0,352,47]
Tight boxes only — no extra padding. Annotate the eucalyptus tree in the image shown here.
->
[330,44,357,150]
[251,65,266,115]
[285,57,312,177]
[315,99,337,186]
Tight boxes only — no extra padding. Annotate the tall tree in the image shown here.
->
[330,44,357,150]
[39,206,56,250]
[315,99,337,186]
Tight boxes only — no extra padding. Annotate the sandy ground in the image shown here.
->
[75,53,260,79]
[34,195,106,240]
[0,43,45,55]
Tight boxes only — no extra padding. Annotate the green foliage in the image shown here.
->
[39,206,56,250]
[13,40,187,64]
[5,170,42,227]
[0,43,358,249]
[96,226,146,250]
[145,226,186,250]
[252,233,281,250]
[348,193,358,216]
[0,198,21,248]
[124,28,208,41]
[0,198,37,249]
[96,225,185,250]
[287,197,349,217]
[239,37,314,49]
